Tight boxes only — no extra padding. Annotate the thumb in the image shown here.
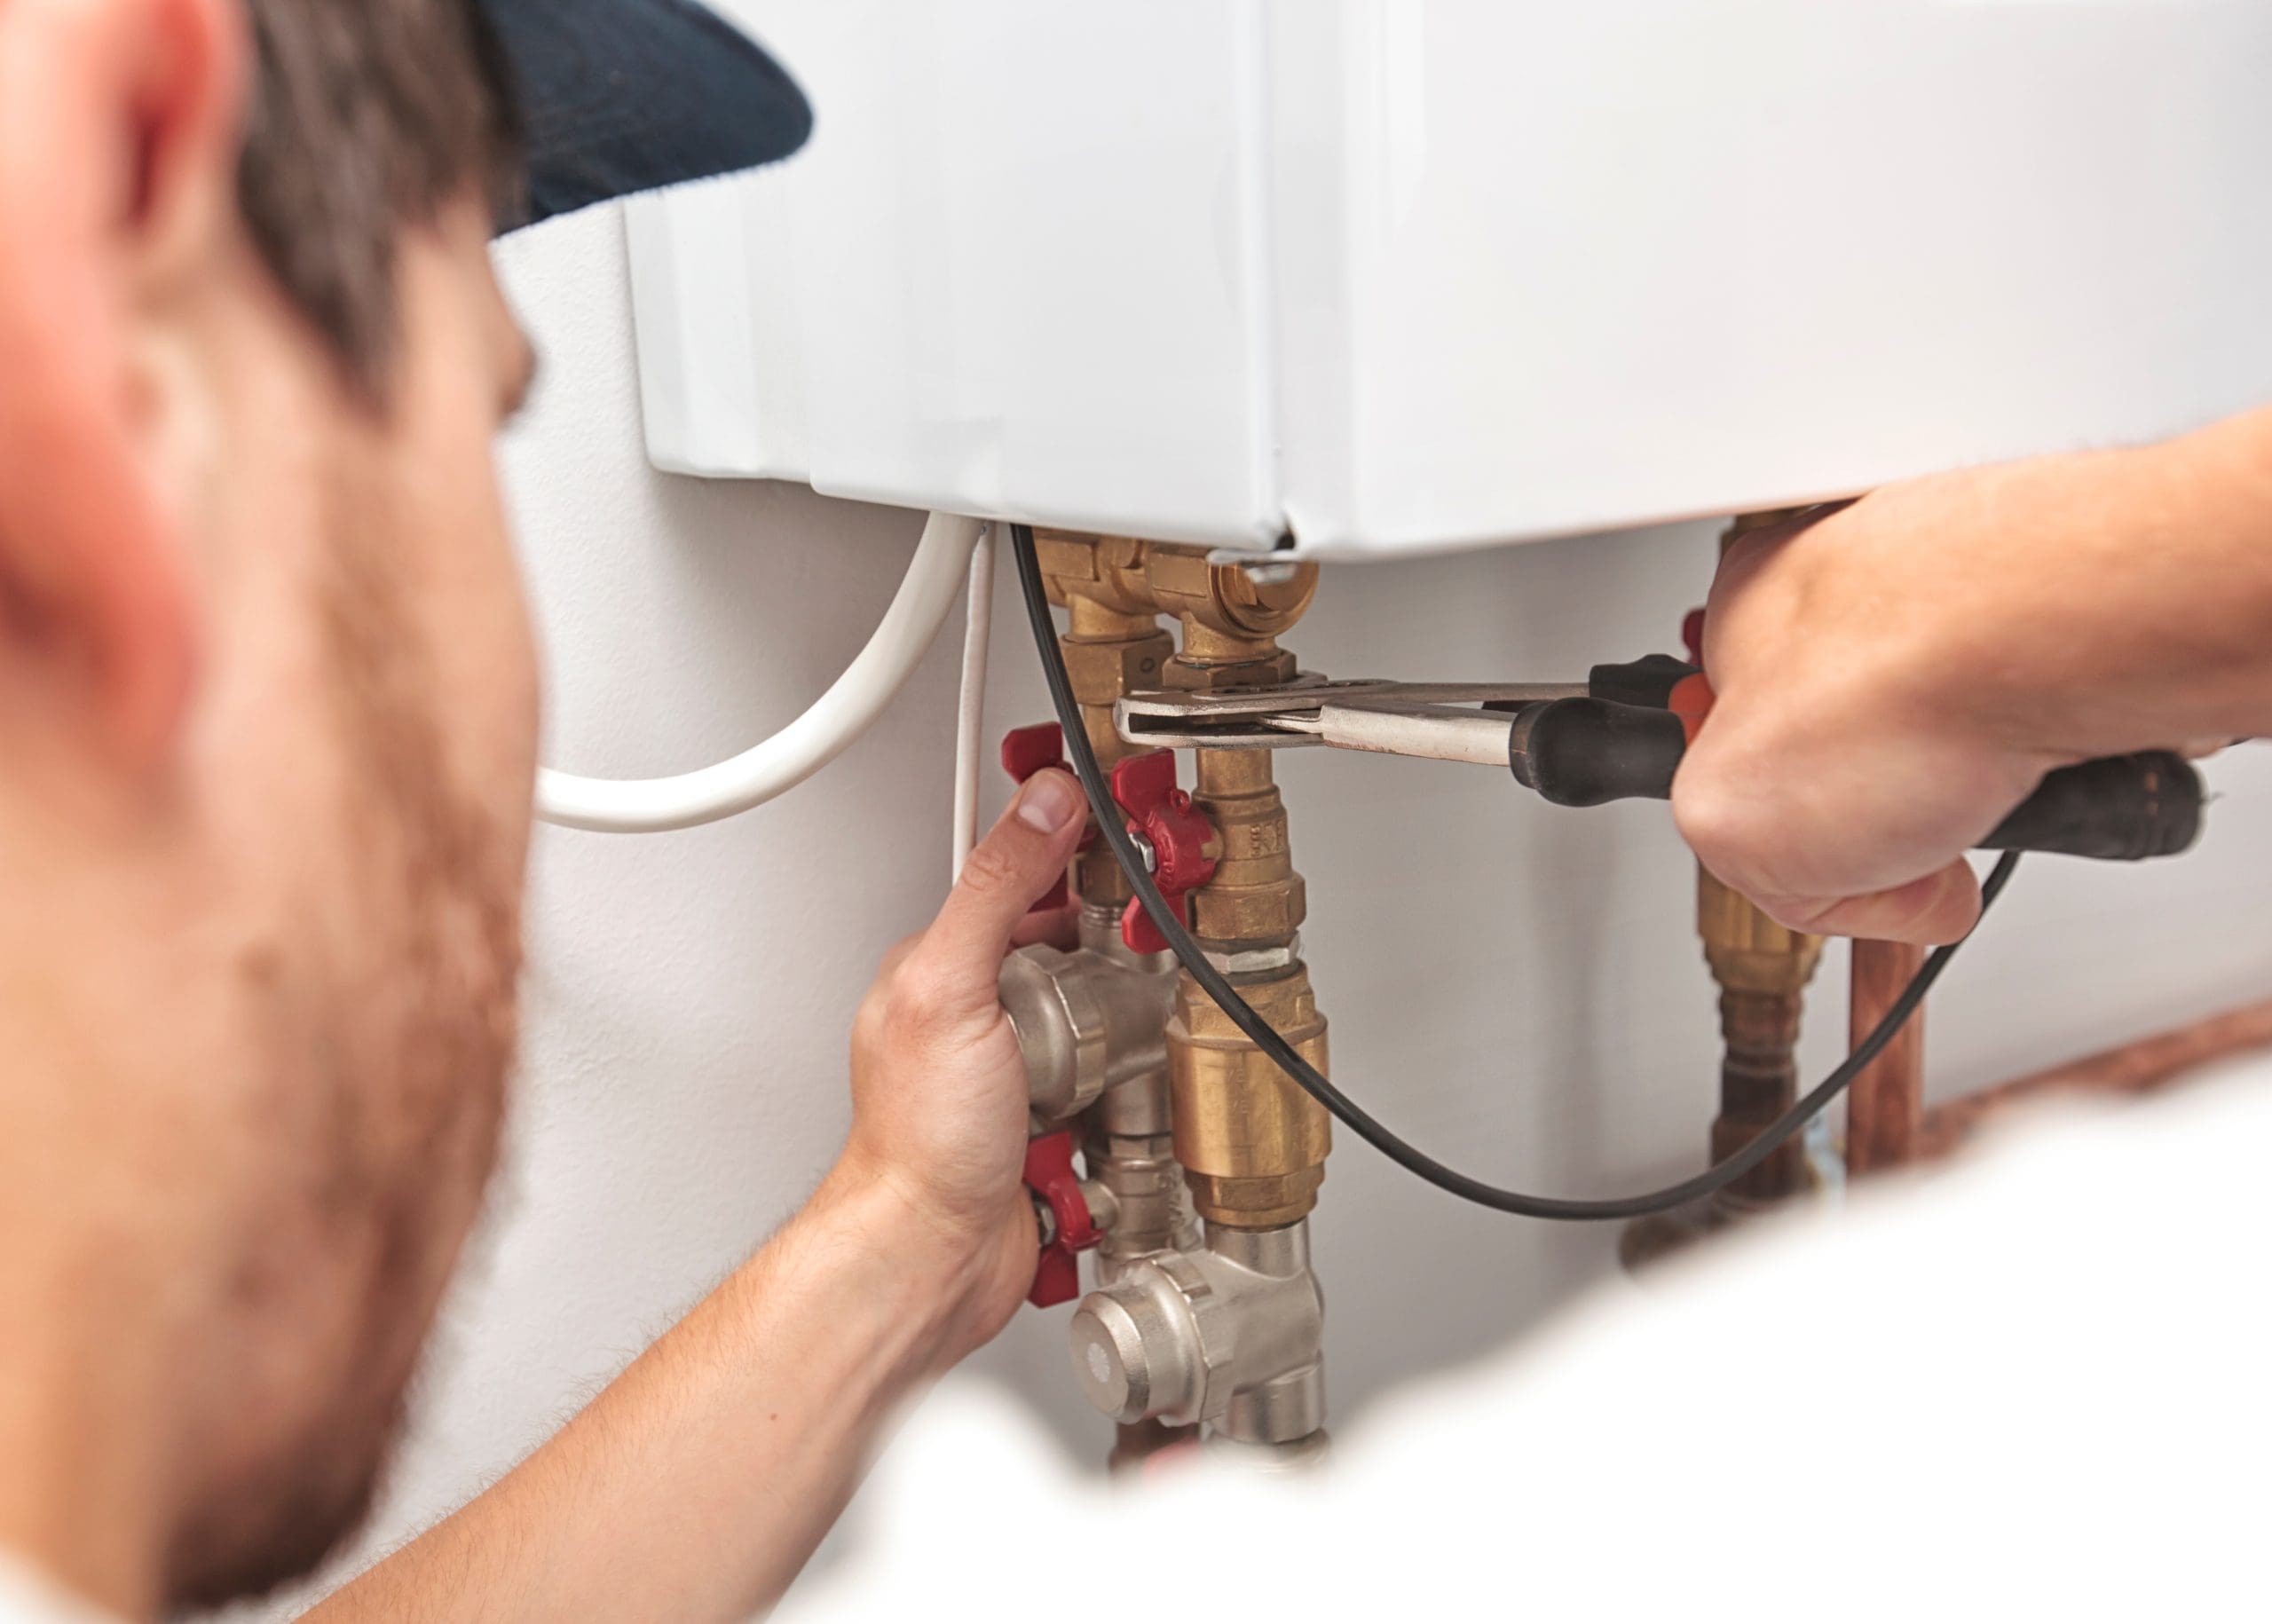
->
[1756,859,1984,947]
[910,769,1091,1018]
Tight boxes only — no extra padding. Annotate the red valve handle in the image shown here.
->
[1672,610,1715,744]
[1002,723,1093,913]
[1023,1130,1100,1309]
[1001,721,1069,787]
[1108,752,1220,955]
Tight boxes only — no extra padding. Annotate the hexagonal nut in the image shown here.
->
[1191,877,1307,942]
[998,946,1110,1126]
[1074,849,1134,905]
[1068,1250,1227,1427]
[1174,649,1298,690]
[1186,1167,1326,1230]
[1061,633,1174,706]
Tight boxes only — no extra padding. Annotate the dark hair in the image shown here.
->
[234,0,524,398]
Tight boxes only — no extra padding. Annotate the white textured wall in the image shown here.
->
[239,202,2272,1615]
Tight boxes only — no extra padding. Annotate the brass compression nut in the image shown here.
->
[1698,868,1824,996]
[1170,966,1332,1228]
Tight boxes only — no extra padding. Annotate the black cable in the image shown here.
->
[1012,523,2022,1222]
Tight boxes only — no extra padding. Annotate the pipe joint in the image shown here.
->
[1068,1220,1325,1445]
[1002,928,1179,1131]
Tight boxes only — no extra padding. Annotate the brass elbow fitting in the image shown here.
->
[1139,545,1318,648]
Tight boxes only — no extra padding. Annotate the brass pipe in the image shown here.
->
[1622,512,1826,1270]
[1698,870,1826,1210]
[1156,550,1329,1230]
[1041,533,1332,1233]
[1037,532,1175,910]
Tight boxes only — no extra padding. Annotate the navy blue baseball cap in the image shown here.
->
[479,0,812,233]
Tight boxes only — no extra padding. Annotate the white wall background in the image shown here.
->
[236,201,2272,1617]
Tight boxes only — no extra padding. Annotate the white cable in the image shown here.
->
[537,511,985,834]
[951,524,997,880]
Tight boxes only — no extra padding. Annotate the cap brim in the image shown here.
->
[482,0,812,233]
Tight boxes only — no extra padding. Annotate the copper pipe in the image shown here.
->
[1913,997,2272,1164]
[1845,939,1929,1175]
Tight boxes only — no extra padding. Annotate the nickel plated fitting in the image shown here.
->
[1001,905,1196,1278]
[1000,909,1180,1131]
[1069,1220,1326,1447]
[1079,907,1199,1274]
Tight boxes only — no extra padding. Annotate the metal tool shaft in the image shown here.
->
[1273,706,1515,767]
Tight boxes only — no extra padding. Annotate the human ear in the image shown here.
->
[0,0,247,772]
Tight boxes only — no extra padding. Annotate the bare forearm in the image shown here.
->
[1880,405,2272,756]
[309,1176,974,1624]
[310,773,1085,1621]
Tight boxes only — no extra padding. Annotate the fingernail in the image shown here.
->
[1017,770,1084,833]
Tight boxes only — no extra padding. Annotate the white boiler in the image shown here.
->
[627,0,2272,560]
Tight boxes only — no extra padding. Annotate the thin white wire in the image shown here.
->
[951,524,997,881]
[537,512,983,834]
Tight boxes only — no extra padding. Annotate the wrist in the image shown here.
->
[800,1159,1011,1378]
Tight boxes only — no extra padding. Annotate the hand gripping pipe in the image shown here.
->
[536,512,984,834]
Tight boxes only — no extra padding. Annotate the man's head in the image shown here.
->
[0,0,807,1600]
[0,0,533,1611]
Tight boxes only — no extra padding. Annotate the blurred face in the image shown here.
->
[0,0,546,1610]
[155,199,542,1605]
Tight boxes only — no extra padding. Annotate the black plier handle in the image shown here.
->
[1511,657,2205,863]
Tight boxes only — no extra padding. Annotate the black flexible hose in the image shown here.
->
[1012,523,2020,1221]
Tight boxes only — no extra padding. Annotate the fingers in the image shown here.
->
[1676,721,2016,946]
[1753,859,1984,947]
[904,769,1089,1022]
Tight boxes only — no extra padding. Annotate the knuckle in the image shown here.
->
[957,840,1027,900]
[853,987,888,1051]
[885,960,956,1040]
[1671,769,1758,869]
